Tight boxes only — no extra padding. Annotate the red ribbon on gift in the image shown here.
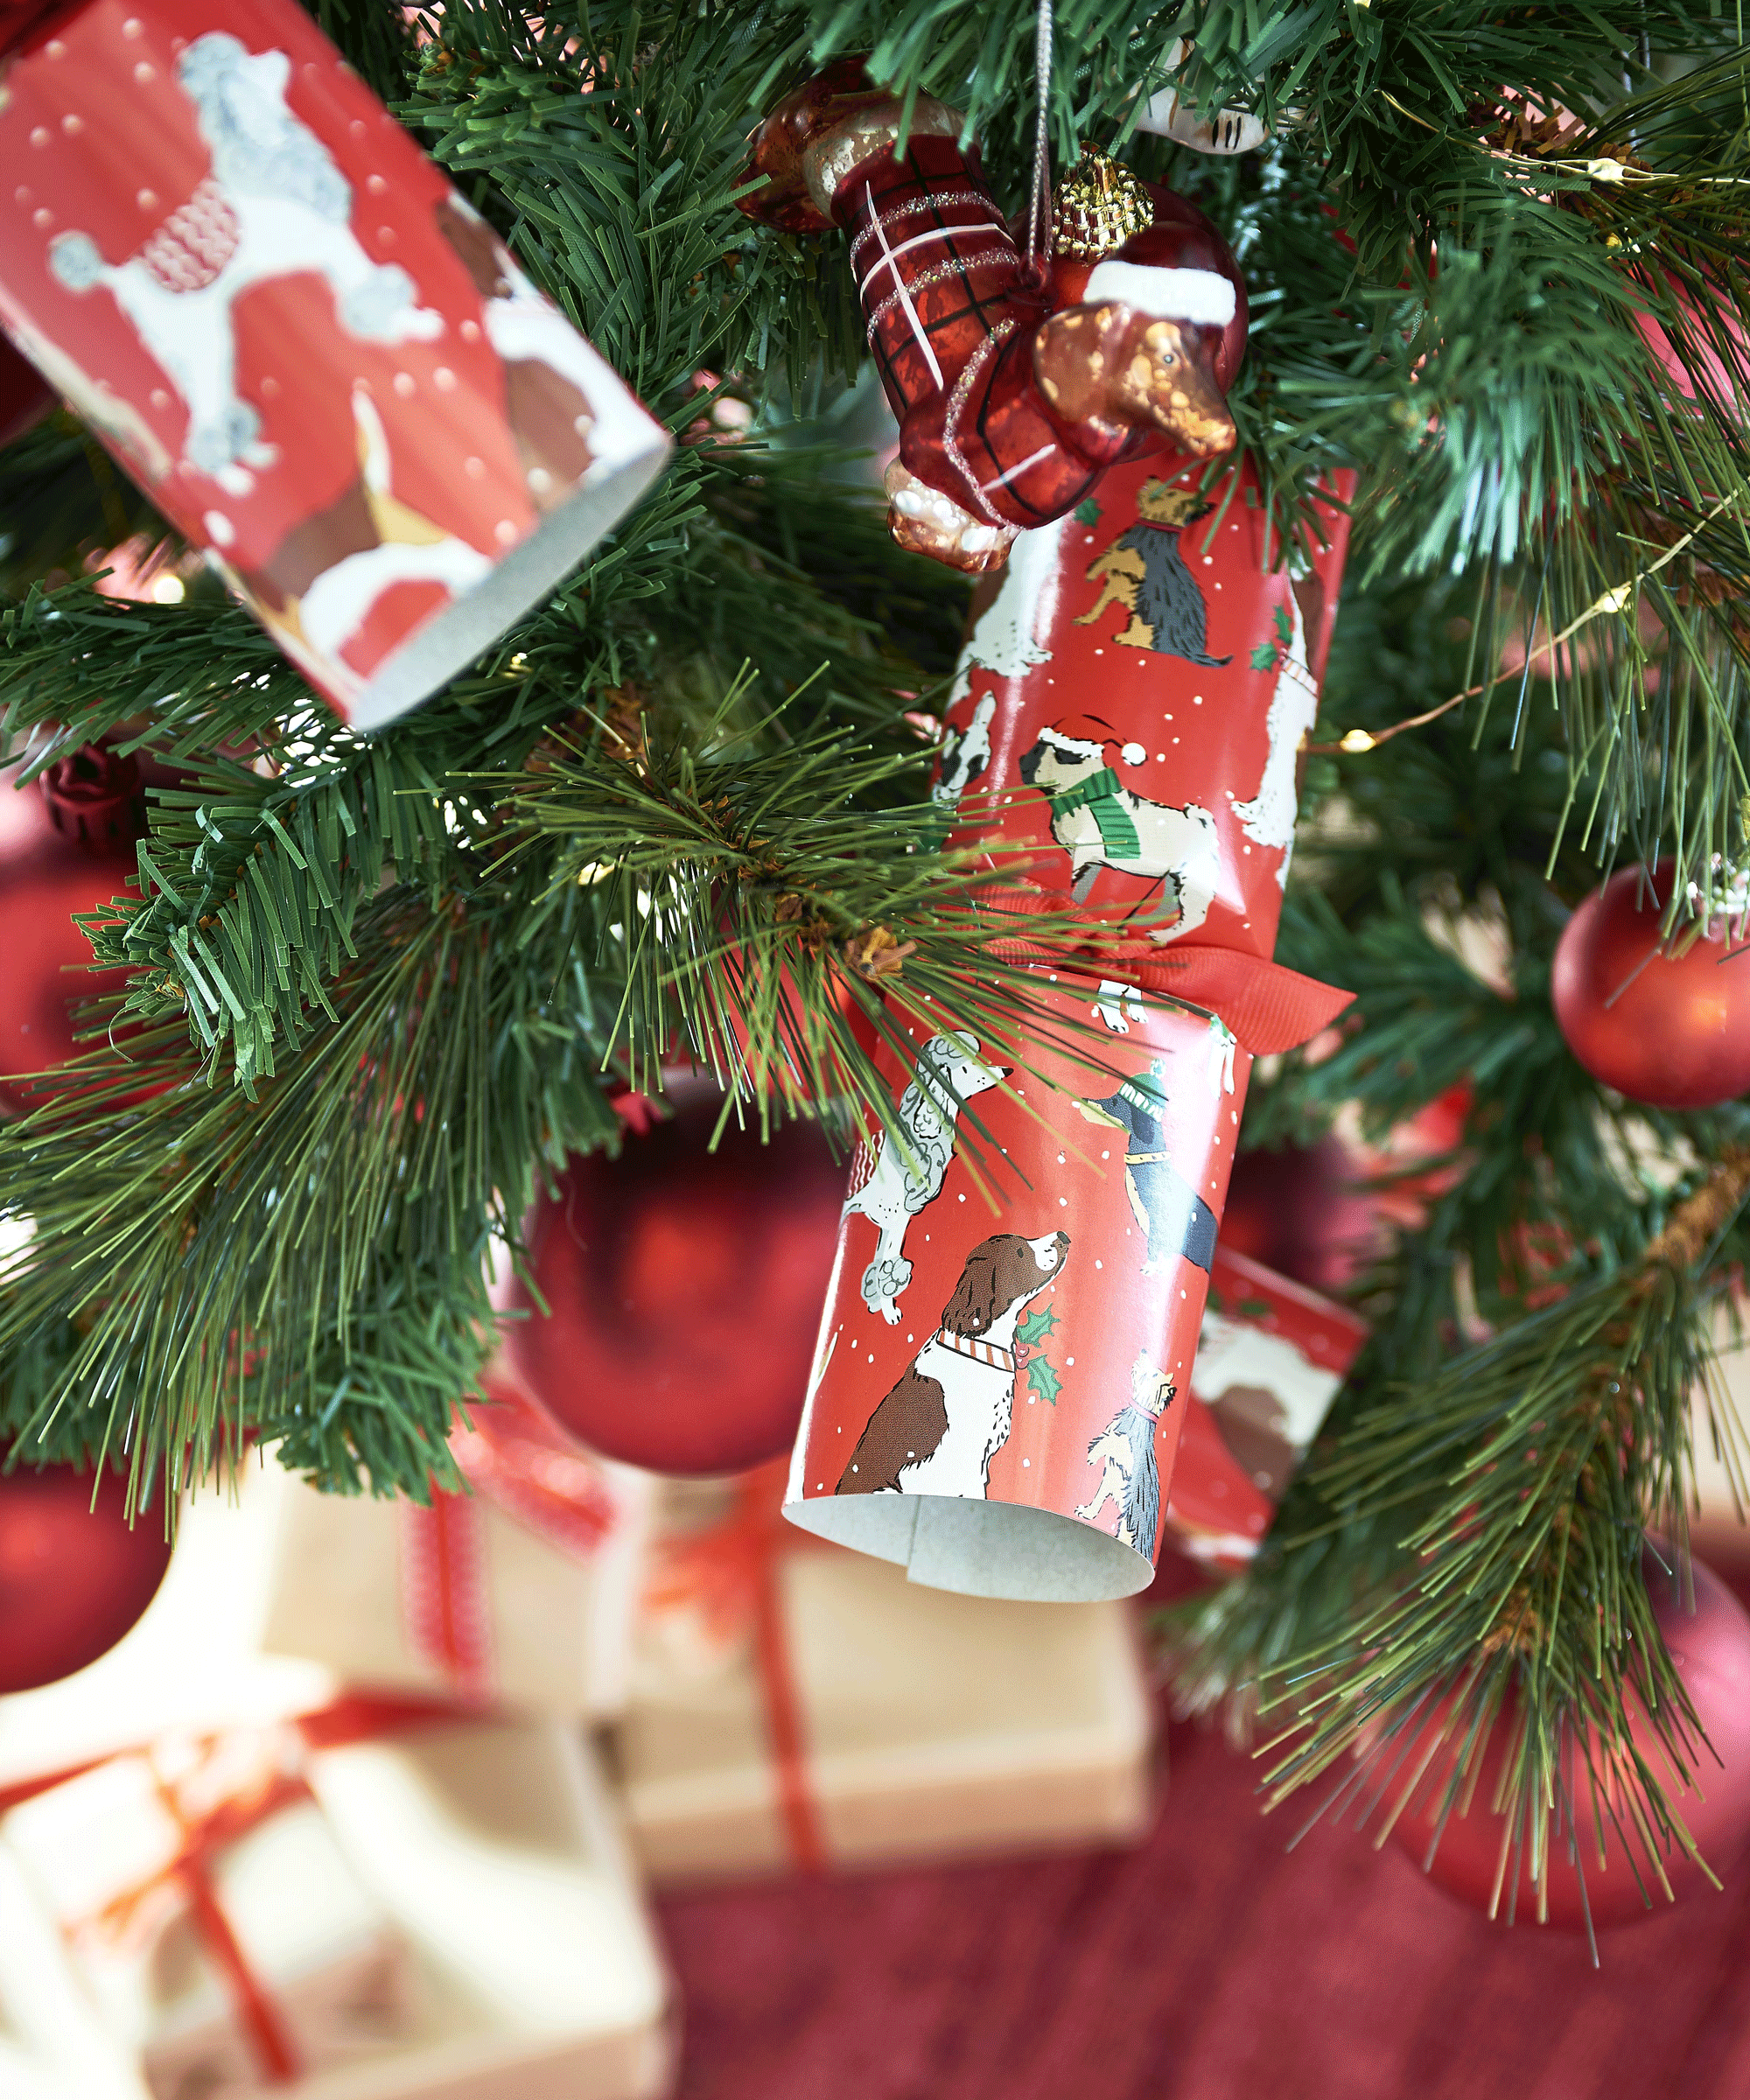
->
[399,1381,620,1701]
[644,1460,828,1872]
[980,886,1354,1056]
[0,1696,466,2089]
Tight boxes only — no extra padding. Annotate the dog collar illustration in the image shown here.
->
[1075,481,1232,666]
[840,1033,1007,1325]
[1075,1067,1218,1276]
[836,1231,1071,1499]
[1075,1354,1177,1556]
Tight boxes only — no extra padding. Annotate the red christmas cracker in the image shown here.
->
[0,0,668,729]
[785,452,1355,1602]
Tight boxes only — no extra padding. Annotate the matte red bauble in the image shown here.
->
[0,745,148,1111]
[1552,861,1750,1110]
[0,1461,173,1693]
[506,1083,846,1474]
[1388,1554,1750,1929]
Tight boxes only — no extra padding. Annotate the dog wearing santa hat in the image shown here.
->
[1016,717,1221,941]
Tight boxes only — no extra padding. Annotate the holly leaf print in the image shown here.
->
[1074,498,1102,527]
[1024,1354,1062,1406]
[1250,640,1281,672]
[1016,1306,1060,1347]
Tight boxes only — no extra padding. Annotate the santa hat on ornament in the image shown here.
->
[1034,717,1147,767]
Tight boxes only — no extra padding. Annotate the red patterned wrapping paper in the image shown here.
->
[785,968,1253,1600]
[1164,1244,1368,1573]
[0,0,668,729]
[934,453,1352,956]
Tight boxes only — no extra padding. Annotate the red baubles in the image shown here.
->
[505,1083,846,1475]
[0,745,149,1111]
[1388,1554,1750,1929]
[739,74,1243,571]
[0,1460,174,1693]
[1552,861,1750,1110]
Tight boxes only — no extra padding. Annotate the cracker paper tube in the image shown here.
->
[785,970,1254,1601]
[934,453,1352,956]
[0,0,669,730]
[785,451,1354,1602]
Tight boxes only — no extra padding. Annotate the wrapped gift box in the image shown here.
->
[1163,1246,1368,1572]
[4,1729,412,2100]
[0,1468,674,2100]
[262,1384,653,1717]
[612,1470,1156,1881]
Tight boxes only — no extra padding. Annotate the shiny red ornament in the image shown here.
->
[1388,1554,1750,1930]
[738,67,1244,572]
[505,1083,846,1475]
[0,1460,173,1693]
[1552,860,1750,1110]
[0,745,149,1111]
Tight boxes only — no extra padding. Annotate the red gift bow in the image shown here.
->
[644,1460,828,1872]
[0,1696,467,2089]
[980,886,1353,1056]
[400,1382,620,1700]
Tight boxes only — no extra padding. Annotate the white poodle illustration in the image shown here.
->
[841,1032,1005,1323]
[48,33,444,480]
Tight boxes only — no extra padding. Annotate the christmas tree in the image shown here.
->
[1,0,1748,1950]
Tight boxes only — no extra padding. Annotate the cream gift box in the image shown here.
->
[262,1382,652,1717]
[612,1469,1156,1881]
[0,1468,674,2100]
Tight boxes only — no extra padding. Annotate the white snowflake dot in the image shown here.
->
[494,519,518,546]
[465,456,486,480]
[392,372,416,399]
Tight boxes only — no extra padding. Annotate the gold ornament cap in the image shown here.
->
[1051,146,1154,260]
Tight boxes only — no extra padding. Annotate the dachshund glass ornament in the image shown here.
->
[0,0,670,731]
[738,67,1248,572]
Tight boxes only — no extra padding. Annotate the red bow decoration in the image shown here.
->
[644,1461,828,1872]
[400,1381,620,1701]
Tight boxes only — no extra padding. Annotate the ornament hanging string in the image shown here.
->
[1024,0,1055,283]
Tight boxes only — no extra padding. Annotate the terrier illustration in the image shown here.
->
[1075,479,1232,665]
[1074,1353,1176,1554]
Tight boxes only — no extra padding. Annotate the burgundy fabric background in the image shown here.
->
[656,1562,1750,2100]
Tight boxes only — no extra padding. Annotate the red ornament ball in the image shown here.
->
[0,746,149,1112]
[0,1460,173,1694]
[506,1082,847,1474]
[1552,860,1750,1110]
[1388,1553,1750,1930]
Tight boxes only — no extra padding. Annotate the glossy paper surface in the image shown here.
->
[0,0,668,727]
[786,970,1252,1601]
[934,455,1353,957]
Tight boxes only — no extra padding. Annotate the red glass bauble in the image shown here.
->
[1388,1554,1750,1929]
[506,1082,847,1474]
[0,1461,173,1693]
[1552,861,1750,1109]
[0,746,148,1112]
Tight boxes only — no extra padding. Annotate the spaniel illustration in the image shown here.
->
[1074,480,1231,665]
[49,32,444,480]
[1074,1063,1218,1276]
[842,1033,1006,1323]
[1017,721,1220,941]
[836,1231,1072,1498]
[1229,570,1321,886]
[1074,1353,1176,1553]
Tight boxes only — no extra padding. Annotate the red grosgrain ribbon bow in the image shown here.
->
[979,885,1354,1056]
[400,1382,619,1701]
[644,1460,828,1872]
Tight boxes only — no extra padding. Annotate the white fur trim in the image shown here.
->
[1083,260,1236,327]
